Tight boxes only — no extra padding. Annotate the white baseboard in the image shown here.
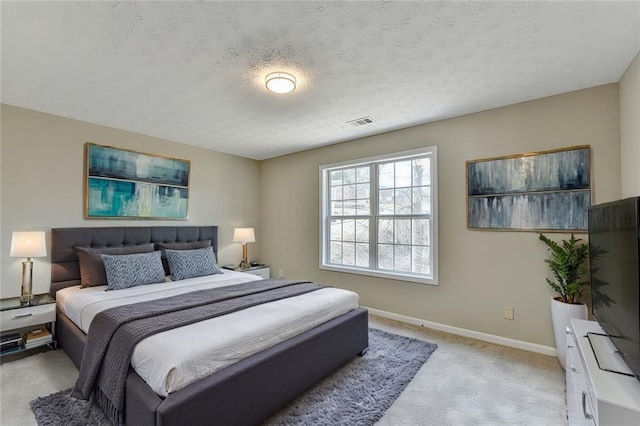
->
[364,306,557,357]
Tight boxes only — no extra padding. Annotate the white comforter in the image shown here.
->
[57,270,359,396]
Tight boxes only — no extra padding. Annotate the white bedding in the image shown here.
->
[57,270,359,396]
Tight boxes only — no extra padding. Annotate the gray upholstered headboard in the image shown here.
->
[50,226,218,298]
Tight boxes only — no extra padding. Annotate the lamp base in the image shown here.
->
[239,243,250,269]
[20,259,34,306]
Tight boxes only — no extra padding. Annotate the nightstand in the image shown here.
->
[0,294,56,356]
[223,264,271,279]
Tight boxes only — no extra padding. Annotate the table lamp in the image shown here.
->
[233,228,255,269]
[10,231,47,306]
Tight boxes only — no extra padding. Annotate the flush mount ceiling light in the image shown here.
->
[265,72,296,94]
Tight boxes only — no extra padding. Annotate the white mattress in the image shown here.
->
[57,270,359,396]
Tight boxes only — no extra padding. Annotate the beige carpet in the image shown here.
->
[0,348,77,426]
[0,315,566,425]
[371,316,566,425]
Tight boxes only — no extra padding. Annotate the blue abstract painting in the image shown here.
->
[467,146,590,231]
[85,143,189,219]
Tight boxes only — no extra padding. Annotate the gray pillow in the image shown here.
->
[75,244,155,288]
[102,251,165,291]
[156,239,212,275]
[165,247,222,281]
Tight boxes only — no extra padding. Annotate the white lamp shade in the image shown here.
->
[265,72,296,94]
[10,231,47,258]
[233,228,256,243]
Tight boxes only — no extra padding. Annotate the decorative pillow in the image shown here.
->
[102,251,165,291]
[165,247,222,281]
[75,244,155,288]
[156,239,212,275]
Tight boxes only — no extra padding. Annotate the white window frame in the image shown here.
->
[319,146,438,285]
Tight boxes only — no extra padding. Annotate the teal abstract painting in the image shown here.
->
[466,146,590,232]
[85,143,189,219]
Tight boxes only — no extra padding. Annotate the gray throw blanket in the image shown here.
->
[72,279,325,425]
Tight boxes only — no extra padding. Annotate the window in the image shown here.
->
[320,147,438,285]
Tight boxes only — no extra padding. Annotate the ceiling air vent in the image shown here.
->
[346,116,374,127]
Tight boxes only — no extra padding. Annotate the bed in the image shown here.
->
[50,226,369,426]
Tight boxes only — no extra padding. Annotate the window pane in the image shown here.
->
[344,184,356,199]
[356,243,369,267]
[356,199,370,216]
[395,160,412,188]
[379,189,394,214]
[394,245,411,272]
[343,242,355,265]
[343,200,356,216]
[330,170,342,186]
[412,246,429,274]
[379,163,394,189]
[394,218,411,244]
[355,219,369,242]
[412,186,430,214]
[356,183,369,199]
[356,167,370,183]
[412,218,430,246]
[331,186,343,201]
[425,246,432,274]
[412,158,430,186]
[394,188,412,215]
[331,201,343,216]
[378,219,394,243]
[330,219,342,241]
[343,219,355,241]
[378,244,394,269]
[330,242,342,263]
[343,168,356,184]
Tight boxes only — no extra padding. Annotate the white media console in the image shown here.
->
[566,319,640,425]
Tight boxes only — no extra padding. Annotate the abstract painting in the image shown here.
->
[466,146,591,232]
[85,142,190,219]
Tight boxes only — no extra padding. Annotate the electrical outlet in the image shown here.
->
[503,306,514,320]
[278,269,284,278]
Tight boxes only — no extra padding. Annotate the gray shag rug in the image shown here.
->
[30,328,437,425]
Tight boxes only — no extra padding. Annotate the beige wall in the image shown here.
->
[1,105,261,298]
[259,84,621,347]
[620,51,640,198]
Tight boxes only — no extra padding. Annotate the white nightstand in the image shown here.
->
[223,265,271,279]
[0,294,56,356]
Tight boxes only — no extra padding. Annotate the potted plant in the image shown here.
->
[539,233,590,369]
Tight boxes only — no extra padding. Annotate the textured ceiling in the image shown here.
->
[2,1,639,160]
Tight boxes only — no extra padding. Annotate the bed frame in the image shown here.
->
[51,226,369,426]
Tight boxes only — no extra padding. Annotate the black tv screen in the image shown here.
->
[589,196,640,380]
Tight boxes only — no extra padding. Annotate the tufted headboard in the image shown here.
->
[50,226,218,298]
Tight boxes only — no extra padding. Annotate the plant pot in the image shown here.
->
[551,297,588,369]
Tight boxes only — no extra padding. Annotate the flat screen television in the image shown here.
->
[588,196,640,380]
